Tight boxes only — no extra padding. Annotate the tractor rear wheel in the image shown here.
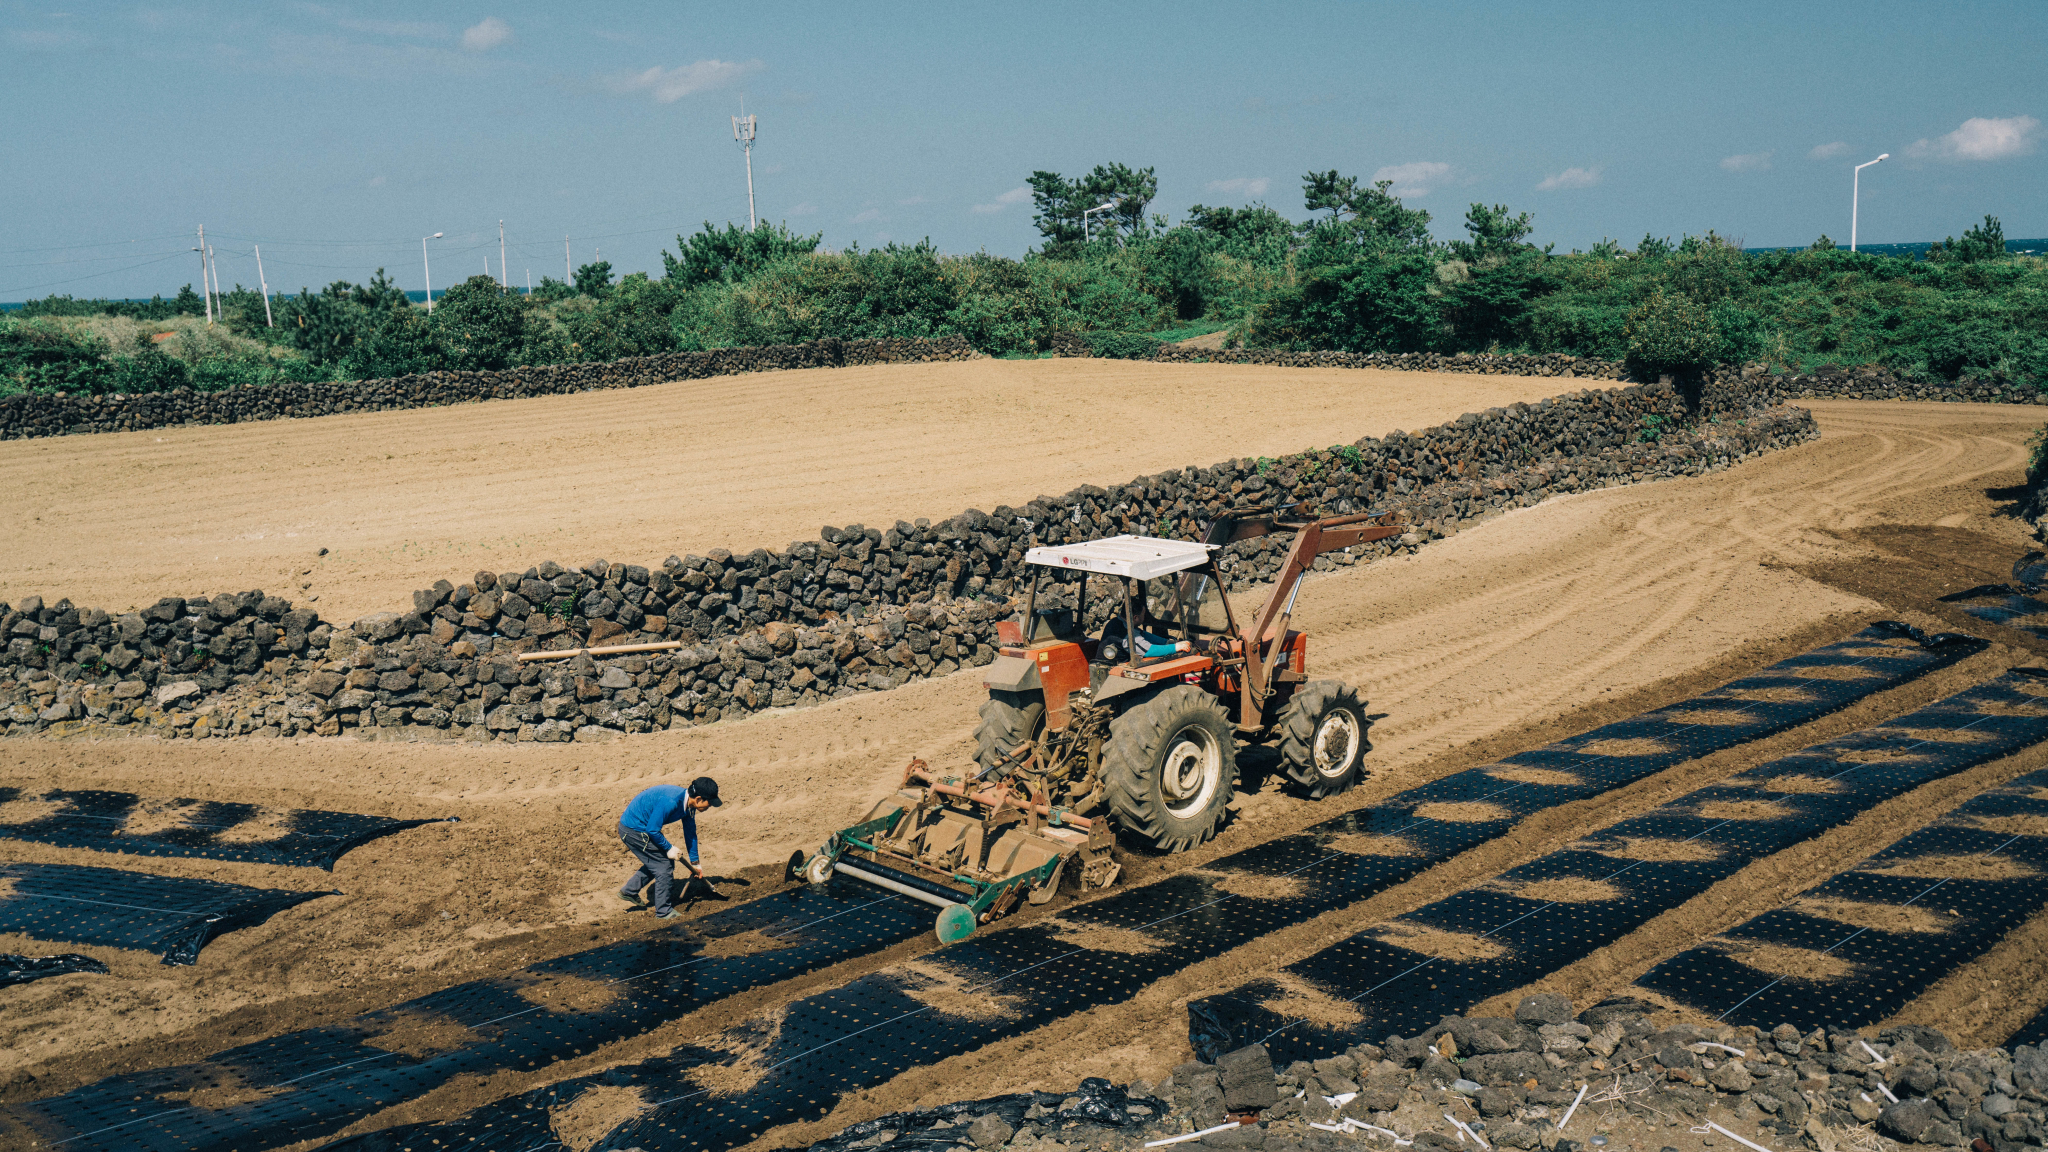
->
[1277,680,1370,798]
[1104,685,1236,852]
[973,690,1044,773]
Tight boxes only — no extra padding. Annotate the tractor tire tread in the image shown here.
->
[1103,684,1235,853]
[1276,679,1371,799]
[973,690,1044,772]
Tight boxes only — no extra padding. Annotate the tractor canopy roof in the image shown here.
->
[1021,535,1216,580]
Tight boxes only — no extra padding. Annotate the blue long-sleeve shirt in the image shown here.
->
[620,784,699,863]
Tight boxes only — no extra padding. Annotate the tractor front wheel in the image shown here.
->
[1277,680,1370,798]
[1104,685,1236,852]
[973,690,1045,773]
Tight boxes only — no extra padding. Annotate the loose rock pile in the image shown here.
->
[805,997,2048,1152]
[0,379,1816,741]
[0,336,978,440]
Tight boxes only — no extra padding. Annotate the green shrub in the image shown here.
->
[1081,331,1165,359]
[1623,289,1718,379]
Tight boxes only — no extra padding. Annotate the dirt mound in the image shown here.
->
[1793,898,1954,934]
[1869,854,2038,881]
[1373,923,1509,961]
[1761,775,1844,794]
[1207,872,1308,900]
[359,1010,475,1058]
[0,794,70,825]
[1593,837,1723,862]
[1412,801,1512,824]
[550,1084,652,1151]
[1486,767,1584,786]
[1324,832,1421,857]
[1721,942,1860,981]
[694,928,801,959]
[1576,738,1672,758]
[1496,877,1623,903]
[897,962,1021,1021]
[1255,972,1366,1027]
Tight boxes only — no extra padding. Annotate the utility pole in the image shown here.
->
[565,236,571,283]
[499,220,507,290]
[526,269,532,295]
[206,243,221,317]
[195,226,212,324]
[733,104,758,230]
[254,244,274,327]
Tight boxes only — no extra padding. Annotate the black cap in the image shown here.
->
[690,776,722,807]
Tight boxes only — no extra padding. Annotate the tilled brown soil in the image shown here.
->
[3,397,2047,1151]
[0,357,1559,624]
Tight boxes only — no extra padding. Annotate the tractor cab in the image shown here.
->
[993,536,1241,731]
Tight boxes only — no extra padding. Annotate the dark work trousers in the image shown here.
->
[618,824,680,914]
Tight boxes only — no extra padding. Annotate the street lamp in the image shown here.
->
[1851,155,1888,252]
[1082,200,1118,243]
[422,232,443,311]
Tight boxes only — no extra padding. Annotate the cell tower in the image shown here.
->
[732,104,758,231]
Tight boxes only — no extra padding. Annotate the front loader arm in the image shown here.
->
[1237,511,1406,713]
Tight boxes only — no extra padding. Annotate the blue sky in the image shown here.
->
[3,0,2043,300]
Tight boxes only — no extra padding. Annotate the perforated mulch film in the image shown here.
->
[0,862,332,965]
[0,789,448,870]
[0,952,108,987]
[277,624,1977,1152]
[2008,1003,2048,1049]
[0,878,929,1151]
[1636,765,2048,1031]
[1186,668,2048,1066]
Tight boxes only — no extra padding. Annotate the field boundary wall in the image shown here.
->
[0,372,1816,743]
[0,336,979,440]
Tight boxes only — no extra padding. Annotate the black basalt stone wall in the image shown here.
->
[0,375,1816,742]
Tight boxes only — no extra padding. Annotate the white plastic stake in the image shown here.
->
[1146,1122,1239,1147]
[1876,1082,1898,1104]
[1558,1083,1589,1131]
[1446,1114,1491,1150]
[1859,1041,1886,1067]
[1692,1042,1748,1058]
[1703,1121,1776,1152]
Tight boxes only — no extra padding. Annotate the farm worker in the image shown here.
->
[617,776,722,920]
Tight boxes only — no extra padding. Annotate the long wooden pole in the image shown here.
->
[516,640,684,664]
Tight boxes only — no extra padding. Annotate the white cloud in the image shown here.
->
[605,58,762,103]
[1905,115,2041,161]
[1719,151,1772,173]
[1808,141,1851,161]
[460,16,511,51]
[1536,166,1601,191]
[1371,161,1450,196]
[851,208,881,223]
[1204,177,1271,198]
[972,186,1032,214]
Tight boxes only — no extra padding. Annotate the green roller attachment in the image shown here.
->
[934,903,976,944]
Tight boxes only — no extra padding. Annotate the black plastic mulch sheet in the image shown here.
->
[1637,765,2048,1032]
[2008,1002,2048,1049]
[0,789,448,871]
[294,623,1978,1152]
[0,862,332,966]
[1186,669,2048,1066]
[0,953,109,987]
[1939,581,2048,643]
[0,879,931,1152]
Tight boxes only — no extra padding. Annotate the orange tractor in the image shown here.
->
[798,509,1405,941]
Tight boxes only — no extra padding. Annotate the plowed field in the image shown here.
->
[2,382,2045,1152]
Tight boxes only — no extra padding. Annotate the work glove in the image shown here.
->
[665,845,683,862]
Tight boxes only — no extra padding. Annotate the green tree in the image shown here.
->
[661,221,821,289]
[431,275,536,370]
[574,261,615,297]
[1927,215,2007,264]
[1448,203,1536,264]
[1623,288,1718,379]
[1295,172,1434,263]
[1810,235,1837,251]
[1250,253,1441,352]
[1028,164,1159,249]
